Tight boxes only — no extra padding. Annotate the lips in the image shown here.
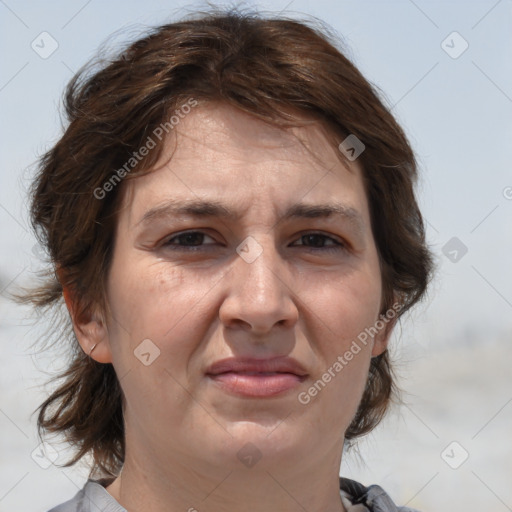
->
[206,356,308,377]
[205,357,308,397]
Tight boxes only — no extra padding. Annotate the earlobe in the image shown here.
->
[372,294,402,357]
[75,315,112,364]
[371,336,388,357]
[370,315,397,358]
[73,302,113,364]
[59,273,113,364]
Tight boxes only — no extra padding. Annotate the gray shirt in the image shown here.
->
[47,476,420,512]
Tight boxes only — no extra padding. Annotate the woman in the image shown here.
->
[20,8,433,512]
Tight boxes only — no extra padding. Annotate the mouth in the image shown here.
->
[206,371,306,397]
[205,357,308,398]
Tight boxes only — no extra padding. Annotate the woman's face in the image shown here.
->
[95,102,391,474]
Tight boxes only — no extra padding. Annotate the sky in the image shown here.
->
[0,1,511,510]
[1,0,511,344]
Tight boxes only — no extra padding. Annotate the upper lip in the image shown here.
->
[206,356,308,377]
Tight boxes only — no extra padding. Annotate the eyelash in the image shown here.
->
[161,231,347,253]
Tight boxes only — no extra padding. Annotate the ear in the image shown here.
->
[58,269,113,364]
[371,304,400,357]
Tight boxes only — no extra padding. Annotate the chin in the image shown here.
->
[201,421,304,471]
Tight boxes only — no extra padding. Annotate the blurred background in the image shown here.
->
[1,0,511,510]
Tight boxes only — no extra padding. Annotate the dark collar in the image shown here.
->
[339,476,407,512]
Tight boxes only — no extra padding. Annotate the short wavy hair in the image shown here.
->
[15,8,433,478]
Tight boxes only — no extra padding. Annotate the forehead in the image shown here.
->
[167,102,347,166]
[119,102,370,227]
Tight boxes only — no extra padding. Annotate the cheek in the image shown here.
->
[105,252,214,363]
[104,255,212,420]
[303,263,382,346]
[299,272,379,432]
[298,264,381,407]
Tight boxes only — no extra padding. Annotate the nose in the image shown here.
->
[218,235,299,335]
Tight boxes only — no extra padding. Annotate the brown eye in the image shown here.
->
[162,231,217,250]
[292,233,346,252]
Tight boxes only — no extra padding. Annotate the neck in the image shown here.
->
[106,438,347,512]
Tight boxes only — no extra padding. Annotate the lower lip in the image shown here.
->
[207,372,305,397]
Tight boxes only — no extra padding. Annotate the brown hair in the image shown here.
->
[14,7,433,478]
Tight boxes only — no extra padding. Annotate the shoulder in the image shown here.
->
[46,478,125,512]
[339,476,421,512]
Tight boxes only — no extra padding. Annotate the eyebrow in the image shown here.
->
[135,199,365,234]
